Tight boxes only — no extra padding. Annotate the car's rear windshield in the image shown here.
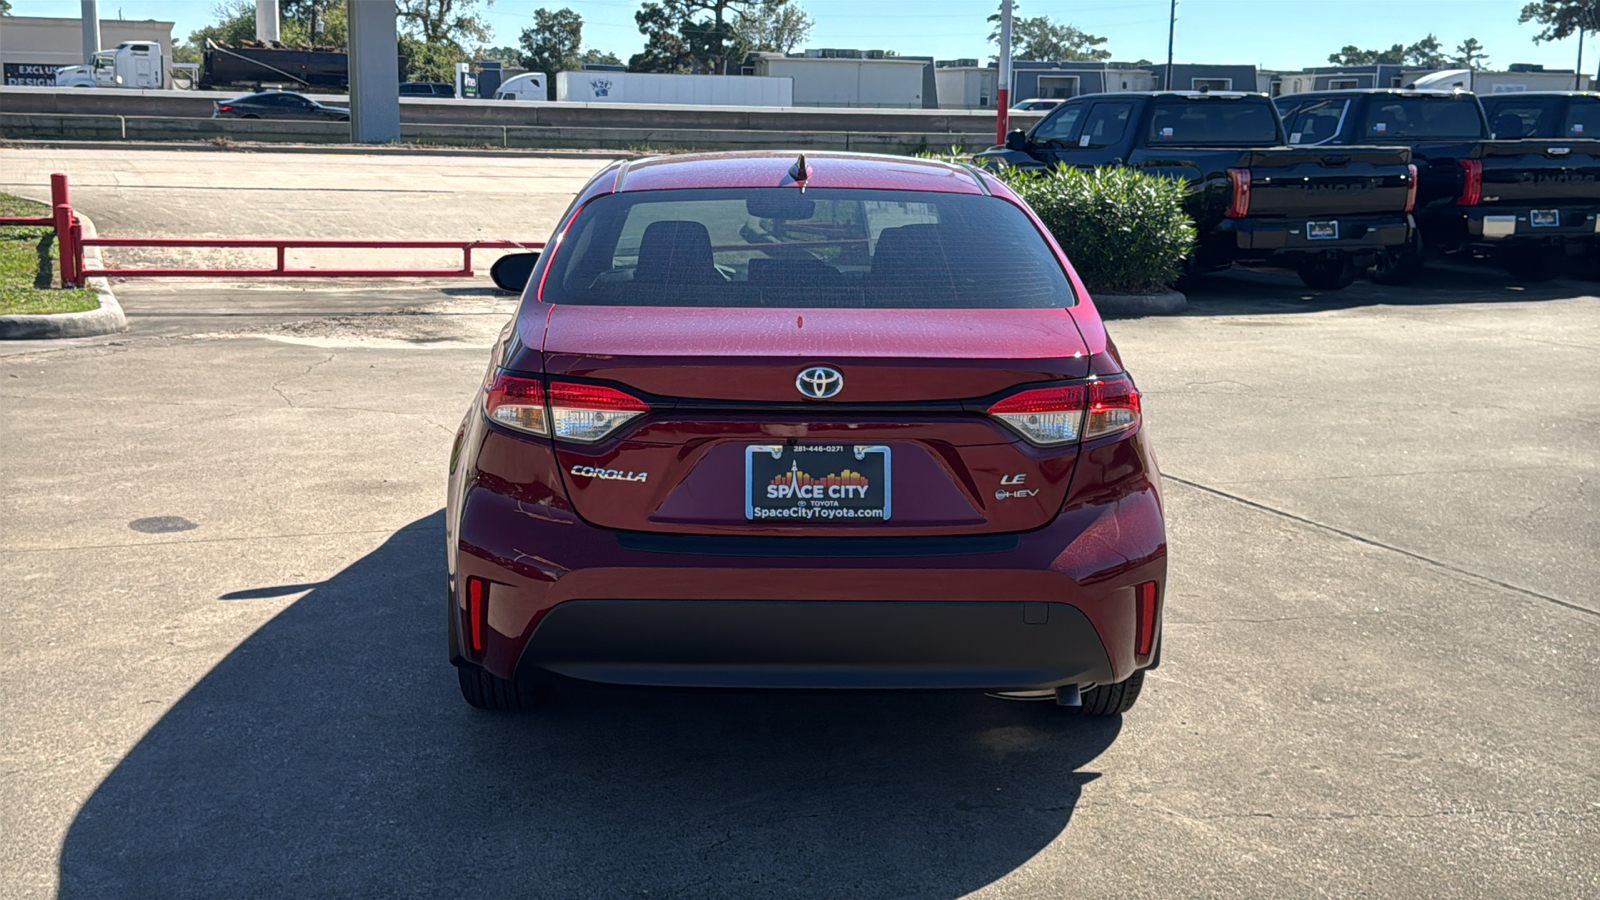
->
[1356,96,1485,140]
[537,187,1077,309]
[1146,99,1281,146]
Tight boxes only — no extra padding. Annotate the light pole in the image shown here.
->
[1165,0,1177,90]
[995,0,1013,145]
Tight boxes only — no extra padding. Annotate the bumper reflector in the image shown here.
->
[467,576,486,652]
[1135,580,1158,657]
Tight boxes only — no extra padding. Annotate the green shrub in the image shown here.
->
[997,165,1195,294]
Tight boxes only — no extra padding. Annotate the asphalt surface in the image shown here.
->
[0,147,1596,899]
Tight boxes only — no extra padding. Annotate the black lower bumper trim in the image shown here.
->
[516,599,1114,690]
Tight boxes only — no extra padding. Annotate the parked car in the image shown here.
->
[493,72,548,101]
[400,81,454,97]
[212,90,350,121]
[446,151,1166,716]
[979,91,1417,289]
[1011,98,1064,113]
[1479,90,1600,140]
[1274,89,1600,281]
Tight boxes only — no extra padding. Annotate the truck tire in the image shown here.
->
[1370,234,1425,285]
[1502,246,1561,282]
[456,662,546,711]
[1066,670,1146,716]
[1296,256,1359,290]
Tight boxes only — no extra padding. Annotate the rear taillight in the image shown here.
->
[482,373,648,442]
[1225,167,1251,218]
[987,375,1141,446]
[547,381,649,442]
[1457,159,1482,206]
[1404,163,1418,214]
[484,372,546,434]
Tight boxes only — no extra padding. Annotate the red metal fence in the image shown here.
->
[0,174,545,286]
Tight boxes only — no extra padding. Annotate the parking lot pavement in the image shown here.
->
[2,147,1597,898]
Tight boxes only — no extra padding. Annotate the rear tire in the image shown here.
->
[1370,234,1425,285]
[456,662,545,711]
[1066,670,1146,716]
[1296,256,1359,290]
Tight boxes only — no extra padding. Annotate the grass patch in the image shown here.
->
[0,193,100,316]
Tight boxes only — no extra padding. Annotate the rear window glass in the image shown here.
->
[1484,100,1555,138]
[1357,97,1484,139]
[1563,98,1600,138]
[1147,100,1280,146]
[538,188,1076,309]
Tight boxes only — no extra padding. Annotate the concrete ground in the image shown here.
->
[0,147,1596,899]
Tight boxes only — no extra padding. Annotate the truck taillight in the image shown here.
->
[1457,159,1482,206]
[1225,168,1251,219]
[483,373,649,442]
[987,376,1141,446]
[1404,163,1418,214]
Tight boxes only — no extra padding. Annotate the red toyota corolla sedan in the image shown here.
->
[446,151,1166,715]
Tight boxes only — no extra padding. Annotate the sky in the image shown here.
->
[7,0,1593,74]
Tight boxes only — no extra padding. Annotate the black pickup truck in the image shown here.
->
[977,91,1416,289]
[1275,89,1600,281]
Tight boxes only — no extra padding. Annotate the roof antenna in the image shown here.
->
[788,153,810,192]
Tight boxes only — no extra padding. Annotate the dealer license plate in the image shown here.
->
[1307,220,1340,240]
[745,444,891,522]
[1530,209,1560,228]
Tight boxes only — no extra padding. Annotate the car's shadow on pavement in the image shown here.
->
[59,511,1120,899]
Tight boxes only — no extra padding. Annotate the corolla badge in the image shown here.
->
[796,366,843,399]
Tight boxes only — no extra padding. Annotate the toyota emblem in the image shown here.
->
[796,366,843,399]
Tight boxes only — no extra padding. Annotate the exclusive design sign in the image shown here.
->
[4,64,59,87]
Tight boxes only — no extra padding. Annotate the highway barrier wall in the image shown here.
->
[0,112,1001,154]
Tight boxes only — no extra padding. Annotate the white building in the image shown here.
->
[0,16,174,85]
[935,62,997,109]
[746,52,927,108]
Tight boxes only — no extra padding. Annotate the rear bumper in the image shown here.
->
[1214,214,1410,259]
[1462,206,1600,243]
[518,599,1114,690]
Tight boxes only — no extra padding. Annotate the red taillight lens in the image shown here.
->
[987,376,1140,446]
[484,372,547,435]
[1457,159,1482,206]
[988,384,1087,445]
[1225,167,1251,218]
[547,381,649,442]
[1135,580,1158,657]
[1085,376,1141,440]
[466,576,486,653]
[1403,163,1418,214]
[217,105,232,111]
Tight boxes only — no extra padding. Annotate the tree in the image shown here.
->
[281,0,346,48]
[630,0,759,74]
[187,0,258,51]
[519,7,584,98]
[1327,43,1405,65]
[0,1,13,16]
[1453,37,1490,69]
[734,0,813,55]
[1519,0,1600,42]
[398,0,491,48]
[987,4,1110,62]
[1404,33,1449,67]
[582,48,624,66]
[479,46,524,65]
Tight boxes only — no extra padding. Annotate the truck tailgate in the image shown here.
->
[1244,147,1414,217]
[1479,140,1600,207]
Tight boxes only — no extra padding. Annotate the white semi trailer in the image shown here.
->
[555,71,793,106]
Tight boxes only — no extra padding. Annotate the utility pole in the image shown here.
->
[81,0,102,64]
[255,0,281,44]
[995,0,1013,145]
[1578,28,1586,91]
[1165,0,1177,90]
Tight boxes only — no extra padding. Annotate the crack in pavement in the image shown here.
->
[1163,474,1599,619]
[269,353,335,408]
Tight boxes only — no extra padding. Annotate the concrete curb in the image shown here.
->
[0,211,127,340]
[1091,289,1188,317]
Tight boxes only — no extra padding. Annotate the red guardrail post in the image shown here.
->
[49,173,79,286]
[54,203,78,287]
[70,219,85,286]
